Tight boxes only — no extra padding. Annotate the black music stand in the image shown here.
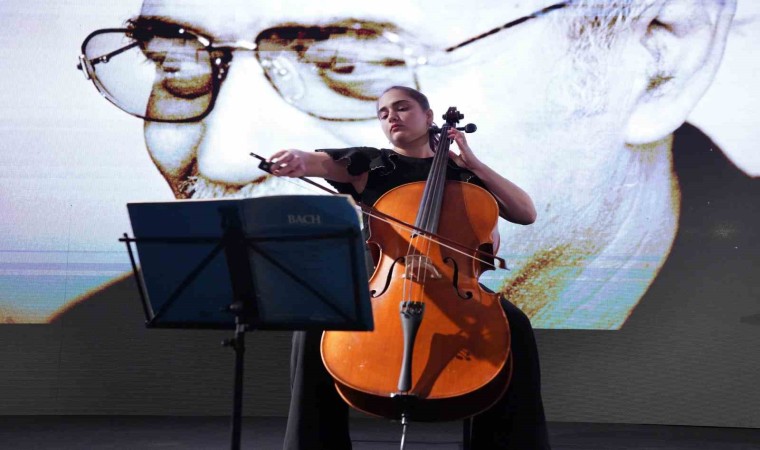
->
[120,195,372,450]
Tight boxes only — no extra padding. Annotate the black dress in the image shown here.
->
[283,147,550,450]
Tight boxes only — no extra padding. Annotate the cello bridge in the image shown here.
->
[402,255,442,280]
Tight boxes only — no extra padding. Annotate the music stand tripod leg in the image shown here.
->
[222,314,247,450]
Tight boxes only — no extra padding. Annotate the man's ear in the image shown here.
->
[624,0,736,145]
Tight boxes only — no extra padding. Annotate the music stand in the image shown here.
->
[120,195,373,450]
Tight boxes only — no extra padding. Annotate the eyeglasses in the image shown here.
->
[76,2,569,123]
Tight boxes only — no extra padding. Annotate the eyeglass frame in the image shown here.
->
[76,1,571,123]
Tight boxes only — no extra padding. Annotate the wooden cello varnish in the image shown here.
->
[321,108,512,422]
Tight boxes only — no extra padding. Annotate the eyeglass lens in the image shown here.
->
[82,24,420,122]
[255,26,419,120]
[84,29,215,121]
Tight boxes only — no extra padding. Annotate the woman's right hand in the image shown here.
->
[267,149,308,177]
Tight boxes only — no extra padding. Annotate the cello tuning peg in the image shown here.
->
[456,124,477,133]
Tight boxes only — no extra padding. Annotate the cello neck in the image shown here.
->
[414,123,451,234]
[414,106,464,234]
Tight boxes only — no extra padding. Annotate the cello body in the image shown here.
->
[321,179,512,421]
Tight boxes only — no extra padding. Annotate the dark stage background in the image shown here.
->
[0,0,758,429]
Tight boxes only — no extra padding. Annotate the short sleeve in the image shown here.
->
[315,147,397,176]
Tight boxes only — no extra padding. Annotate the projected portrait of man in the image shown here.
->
[67,0,755,330]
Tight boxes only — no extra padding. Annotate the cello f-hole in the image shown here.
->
[443,256,474,300]
[371,256,406,298]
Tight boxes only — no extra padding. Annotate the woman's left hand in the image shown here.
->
[447,128,484,172]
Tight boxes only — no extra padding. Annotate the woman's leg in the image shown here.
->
[470,299,550,449]
[283,330,352,450]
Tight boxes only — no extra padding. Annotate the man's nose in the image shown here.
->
[195,52,332,186]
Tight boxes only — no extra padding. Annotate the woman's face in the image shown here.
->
[376,89,433,150]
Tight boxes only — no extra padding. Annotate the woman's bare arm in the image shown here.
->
[267,150,356,183]
[446,129,536,225]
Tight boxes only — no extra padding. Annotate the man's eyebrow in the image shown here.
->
[130,15,401,42]
[257,19,401,45]
[131,15,217,40]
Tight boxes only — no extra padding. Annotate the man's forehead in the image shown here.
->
[140,0,553,44]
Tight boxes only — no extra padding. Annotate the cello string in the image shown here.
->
[407,220,424,303]
[404,190,422,304]
[366,210,497,268]
[412,145,436,296]
[416,123,444,295]
[403,234,415,303]
[418,123,452,297]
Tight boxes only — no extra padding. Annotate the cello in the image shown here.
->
[321,107,512,427]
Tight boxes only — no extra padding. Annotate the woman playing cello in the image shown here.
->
[268,86,547,450]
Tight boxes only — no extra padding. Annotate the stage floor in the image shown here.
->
[0,416,758,449]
